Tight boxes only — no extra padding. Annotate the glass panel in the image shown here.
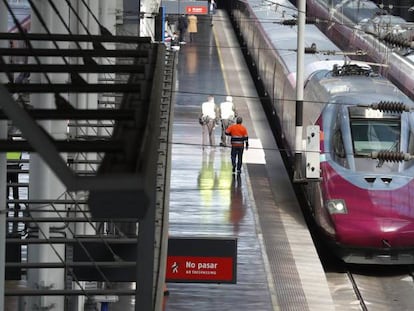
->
[333,130,346,158]
[344,0,378,9]
[351,120,400,155]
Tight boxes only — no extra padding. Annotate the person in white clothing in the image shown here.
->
[209,0,216,26]
[199,95,219,146]
[219,96,237,146]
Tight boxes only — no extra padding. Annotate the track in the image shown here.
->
[325,263,414,310]
[314,234,414,310]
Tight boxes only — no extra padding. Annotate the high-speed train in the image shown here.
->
[306,0,414,100]
[231,0,414,264]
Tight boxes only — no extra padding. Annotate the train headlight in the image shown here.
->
[326,199,348,214]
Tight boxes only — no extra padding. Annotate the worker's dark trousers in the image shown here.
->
[231,146,244,171]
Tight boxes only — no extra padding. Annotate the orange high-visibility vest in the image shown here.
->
[225,124,248,147]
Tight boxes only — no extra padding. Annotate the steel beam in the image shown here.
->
[6,262,136,268]
[6,238,137,244]
[0,109,136,120]
[0,64,146,74]
[5,289,136,296]
[0,32,151,44]
[5,217,137,222]
[0,48,148,58]
[6,83,143,93]
[0,140,123,152]
[6,199,87,204]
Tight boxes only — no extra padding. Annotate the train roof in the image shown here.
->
[269,25,344,73]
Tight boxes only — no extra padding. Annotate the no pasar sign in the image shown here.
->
[166,237,237,283]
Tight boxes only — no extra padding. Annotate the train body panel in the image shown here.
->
[232,0,414,263]
[320,162,414,264]
[321,162,414,245]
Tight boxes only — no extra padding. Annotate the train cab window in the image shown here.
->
[350,120,400,156]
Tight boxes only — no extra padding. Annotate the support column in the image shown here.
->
[27,1,68,310]
[74,0,98,236]
[101,0,117,34]
[99,0,116,136]
[77,1,103,309]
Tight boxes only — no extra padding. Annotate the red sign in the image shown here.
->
[166,256,234,282]
[186,6,208,14]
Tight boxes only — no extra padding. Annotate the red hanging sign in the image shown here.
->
[186,6,208,14]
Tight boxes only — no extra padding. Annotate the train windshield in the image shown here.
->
[350,119,400,156]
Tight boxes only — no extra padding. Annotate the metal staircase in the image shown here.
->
[1,1,176,309]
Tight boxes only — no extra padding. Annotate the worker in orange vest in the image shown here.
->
[225,116,248,174]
